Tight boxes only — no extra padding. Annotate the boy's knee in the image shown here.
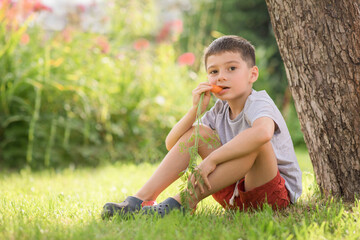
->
[198,125,215,136]
[179,126,220,155]
[193,126,220,146]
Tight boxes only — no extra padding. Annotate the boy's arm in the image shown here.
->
[165,106,197,151]
[165,82,213,151]
[208,116,275,165]
[189,116,276,193]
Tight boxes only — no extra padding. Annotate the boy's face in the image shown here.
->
[206,51,258,102]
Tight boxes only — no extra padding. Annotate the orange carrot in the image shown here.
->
[210,84,223,93]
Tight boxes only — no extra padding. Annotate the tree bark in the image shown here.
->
[265,0,360,202]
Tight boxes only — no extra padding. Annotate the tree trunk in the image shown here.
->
[265,0,360,202]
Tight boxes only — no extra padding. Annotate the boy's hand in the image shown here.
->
[192,82,212,114]
[189,159,216,194]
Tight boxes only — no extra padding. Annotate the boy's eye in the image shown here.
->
[229,66,236,71]
[209,70,218,74]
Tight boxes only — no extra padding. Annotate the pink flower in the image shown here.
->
[3,1,17,25]
[171,20,183,35]
[178,52,195,66]
[61,28,72,43]
[96,36,110,54]
[133,38,150,51]
[116,53,125,60]
[20,33,30,45]
[77,4,86,13]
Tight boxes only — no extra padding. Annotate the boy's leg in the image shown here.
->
[102,125,219,218]
[134,126,221,201]
[172,140,278,209]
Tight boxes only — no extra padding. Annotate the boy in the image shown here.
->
[102,35,302,218]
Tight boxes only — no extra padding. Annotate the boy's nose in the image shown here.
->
[217,72,227,82]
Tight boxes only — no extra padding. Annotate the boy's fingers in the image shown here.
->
[197,181,204,194]
[198,82,212,88]
[195,83,212,91]
[187,167,212,195]
[194,169,201,193]
[193,87,212,96]
[199,171,211,192]
[203,177,211,190]
[188,175,195,195]
[190,174,199,195]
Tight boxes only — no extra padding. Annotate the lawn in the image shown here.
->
[1,148,359,240]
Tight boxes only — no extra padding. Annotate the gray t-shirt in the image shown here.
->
[201,89,302,203]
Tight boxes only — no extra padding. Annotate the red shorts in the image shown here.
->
[212,170,290,211]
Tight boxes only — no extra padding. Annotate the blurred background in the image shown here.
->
[0,0,305,170]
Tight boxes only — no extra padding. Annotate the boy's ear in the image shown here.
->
[249,66,259,83]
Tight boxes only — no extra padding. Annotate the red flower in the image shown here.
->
[20,33,30,45]
[133,38,150,51]
[178,52,195,66]
[96,36,110,54]
[33,1,52,12]
[156,19,183,42]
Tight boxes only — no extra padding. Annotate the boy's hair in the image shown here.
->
[204,35,256,68]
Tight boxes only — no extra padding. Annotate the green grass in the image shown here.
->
[1,149,359,240]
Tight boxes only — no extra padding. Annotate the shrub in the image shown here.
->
[0,1,196,169]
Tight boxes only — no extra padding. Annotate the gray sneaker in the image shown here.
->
[142,197,184,217]
[101,196,143,219]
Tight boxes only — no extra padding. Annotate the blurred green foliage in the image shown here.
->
[0,0,304,170]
